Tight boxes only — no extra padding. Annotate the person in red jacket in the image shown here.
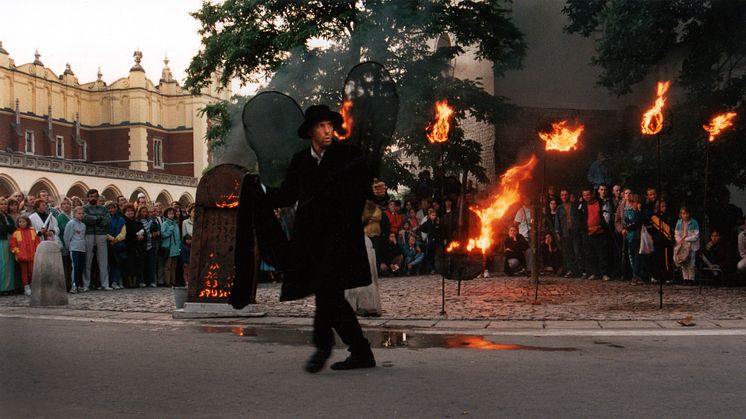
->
[384,200,403,235]
[10,215,40,296]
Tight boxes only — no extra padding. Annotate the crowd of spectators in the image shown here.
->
[0,189,193,296]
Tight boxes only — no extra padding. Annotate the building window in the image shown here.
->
[82,141,88,161]
[55,135,64,158]
[25,131,34,154]
[153,138,164,169]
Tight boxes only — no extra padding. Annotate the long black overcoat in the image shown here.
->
[267,141,384,301]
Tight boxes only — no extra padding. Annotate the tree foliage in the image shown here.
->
[563,0,746,211]
[186,0,526,189]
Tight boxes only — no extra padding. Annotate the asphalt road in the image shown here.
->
[2,317,745,418]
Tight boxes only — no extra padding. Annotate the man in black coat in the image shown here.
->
[261,105,388,373]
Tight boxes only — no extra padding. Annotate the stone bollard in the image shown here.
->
[30,241,68,307]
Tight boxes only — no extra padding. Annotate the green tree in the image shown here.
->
[563,0,746,211]
[186,0,526,189]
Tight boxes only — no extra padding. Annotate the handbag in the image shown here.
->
[673,241,691,266]
[639,225,655,254]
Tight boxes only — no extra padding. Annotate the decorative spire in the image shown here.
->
[0,41,7,55]
[160,53,174,83]
[97,66,103,81]
[130,49,144,72]
[63,63,74,76]
[33,48,43,66]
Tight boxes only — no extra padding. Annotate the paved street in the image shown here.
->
[1,275,745,321]
[2,317,746,418]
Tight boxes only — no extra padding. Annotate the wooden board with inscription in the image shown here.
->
[188,164,258,304]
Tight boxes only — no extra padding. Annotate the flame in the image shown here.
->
[334,100,354,140]
[538,121,584,151]
[446,241,461,253]
[641,81,670,135]
[426,100,455,143]
[467,155,538,254]
[198,255,232,298]
[215,179,240,208]
[703,112,737,142]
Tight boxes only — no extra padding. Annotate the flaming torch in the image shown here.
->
[701,112,738,268]
[334,100,354,140]
[641,81,671,193]
[425,99,455,314]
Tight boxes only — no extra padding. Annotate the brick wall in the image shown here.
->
[147,128,194,177]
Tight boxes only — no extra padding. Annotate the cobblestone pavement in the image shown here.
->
[2,275,745,320]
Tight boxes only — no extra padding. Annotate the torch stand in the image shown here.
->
[700,139,711,295]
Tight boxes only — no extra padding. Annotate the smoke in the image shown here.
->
[208,102,258,172]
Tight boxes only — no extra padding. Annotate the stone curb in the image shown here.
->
[2,306,746,335]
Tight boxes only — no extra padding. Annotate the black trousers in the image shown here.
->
[313,288,370,354]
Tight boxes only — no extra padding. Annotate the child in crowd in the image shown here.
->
[64,207,87,293]
[181,234,192,286]
[10,215,40,296]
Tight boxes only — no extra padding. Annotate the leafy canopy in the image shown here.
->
[186,0,526,188]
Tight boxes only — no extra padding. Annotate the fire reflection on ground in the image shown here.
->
[197,326,578,351]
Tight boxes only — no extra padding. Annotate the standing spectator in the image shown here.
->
[82,189,112,291]
[383,201,403,234]
[122,205,145,288]
[160,207,182,287]
[7,198,21,224]
[415,198,430,225]
[63,207,87,293]
[182,204,195,239]
[134,193,147,210]
[556,189,580,277]
[105,201,126,289]
[504,225,529,276]
[10,215,39,296]
[543,198,559,240]
[611,184,623,210]
[737,218,746,276]
[420,209,443,274]
[586,152,613,190]
[38,190,59,217]
[406,209,419,234]
[514,195,533,272]
[181,234,192,286]
[362,200,382,261]
[152,202,166,286]
[623,194,644,283]
[116,195,128,213]
[614,188,633,278]
[578,188,610,281]
[674,206,700,283]
[413,170,433,201]
[137,206,158,287]
[29,200,59,242]
[70,196,84,209]
[0,197,18,294]
[57,198,73,290]
[22,193,35,215]
[441,197,458,243]
[651,199,674,283]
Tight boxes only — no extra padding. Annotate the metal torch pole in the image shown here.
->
[533,155,547,303]
[656,133,662,194]
[440,143,446,315]
[700,139,711,295]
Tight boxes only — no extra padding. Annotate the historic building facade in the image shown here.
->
[0,43,230,205]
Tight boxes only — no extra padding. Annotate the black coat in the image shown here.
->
[267,141,385,300]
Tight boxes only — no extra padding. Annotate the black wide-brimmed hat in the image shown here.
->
[297,104,344,139]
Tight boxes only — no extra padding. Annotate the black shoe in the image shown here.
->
[330,351,376,371]
[305,347,332,373]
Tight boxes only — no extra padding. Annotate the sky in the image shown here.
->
[1,0,257,95]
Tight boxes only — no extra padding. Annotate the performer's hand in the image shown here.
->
[372,178,386,198]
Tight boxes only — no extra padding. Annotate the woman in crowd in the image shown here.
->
[57,197,73,290]
[29,200,59,242]
[137,206,158,287]
[122,204,145,288]
[0,197,18,294]
[7,198,21,224]
[622,194,644,283]
[70,196,84,209]
[674,206,700,283]
[160,207,182,287]
[181,203,195,239]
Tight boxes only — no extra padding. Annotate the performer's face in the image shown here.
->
[310,120,334,151]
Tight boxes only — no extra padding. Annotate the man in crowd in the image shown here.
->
[82,189,112,290]
[37,190,59,217]
[587,152,613,190]
[578,187,610,281]
[152,201,165,286]
[556,189,580,277]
